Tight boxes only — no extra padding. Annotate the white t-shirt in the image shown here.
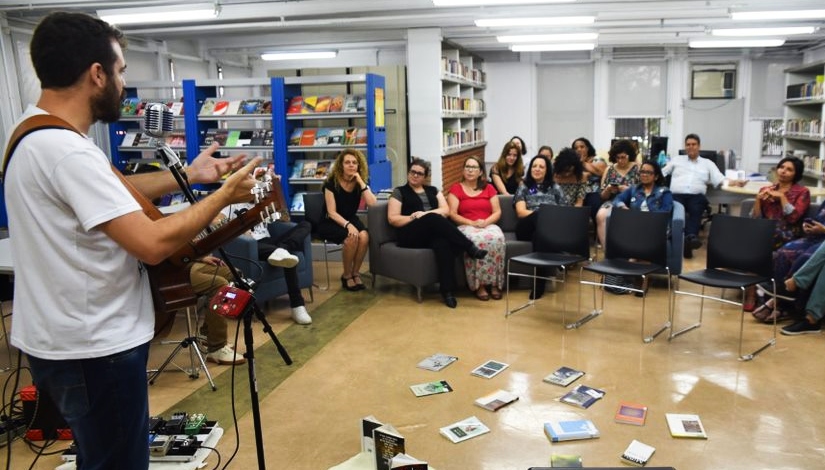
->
[4,106,154,360]
[221,203,269,240]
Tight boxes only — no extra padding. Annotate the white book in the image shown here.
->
[416,353,458,372]
[470,359,509,379]
[439,416,490,443]
[665,413,708,439]
[621,439,655,466]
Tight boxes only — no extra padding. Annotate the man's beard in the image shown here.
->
[91,76,124,124]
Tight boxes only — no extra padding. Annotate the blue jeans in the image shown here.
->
[673,193,708,238]
[27,342,151,470]
[791,242,825,321]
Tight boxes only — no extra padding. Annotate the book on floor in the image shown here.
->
[473,389,519,412]
[543,419,600,442]
[621,439,655,467]
[615,401,648,426]
[373,424,405,470]
[439,416,490,443]
[550,453,582,467]
[360,415,383,455]
[409,380,453,397]
[470,359,509,379]
[560,385,605,409]
[416,353,458,372]
[665,413,707,439]
[390,453,428,469]
[543,366,585,387]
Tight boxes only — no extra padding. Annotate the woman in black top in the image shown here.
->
[388,157,487,308]
[317,148,377,290]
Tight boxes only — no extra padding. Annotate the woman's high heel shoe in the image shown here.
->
[341,276,359,291]
[751,299,775,321]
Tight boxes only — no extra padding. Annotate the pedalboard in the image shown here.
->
[209,285,253,318]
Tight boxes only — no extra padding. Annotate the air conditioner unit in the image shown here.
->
[691,69,737,99]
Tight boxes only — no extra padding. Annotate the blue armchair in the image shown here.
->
[221,221,314,308]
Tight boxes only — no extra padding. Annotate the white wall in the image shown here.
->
[484,61,535,164]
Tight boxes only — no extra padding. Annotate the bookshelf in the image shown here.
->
[440,44,486,156]
[783,60,825,187]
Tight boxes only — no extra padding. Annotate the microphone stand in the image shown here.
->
[155,140,291,470]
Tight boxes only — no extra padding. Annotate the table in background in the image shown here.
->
[721,180,825,197]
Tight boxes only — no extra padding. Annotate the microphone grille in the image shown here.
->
[144,102,174,137]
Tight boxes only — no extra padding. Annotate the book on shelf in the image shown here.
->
[665,413,707,439]
[289,128,303,146]
[291,160,306,179]
[299,128,317,147]
[543,366,584,387]
[314,128,331,146]
[343,95,359,113]
[289,192,306,212]
[239,99,264,114]
[199,98,217,115]
[560,384,605,409]
[329,95,345,112]
[287,96,303,114]
[121,97,141,116]
[356,96,367,112]
[302,96,319,113]
[355,128,368,145]
[314,160,332,179]
[409,380,453,397]
[390,453,428,470]
[416,353,458,372]
[470,359,509,379]
[314,96,332,112]
[373,424,405,470]
[439,416,489,444]
[135,100,148,116]
[473,389,518,412]
[212,100,230,115]
[621,439,655,467]
[120,131,141,147]
[227,100,243,115]
[343,127,358,145]
[166,132,186,147]
[360,415,383,456]
[615,401,648,426]
[168,101,184,116]
[234,130,254,147]
[543,419,600,442]
[550,453,582,468]
[327,128,344,145]
[300,160,317,178]
[224,130,242,147]
[249,129,269,146]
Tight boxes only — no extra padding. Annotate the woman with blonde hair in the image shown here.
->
[317,148,377,290]
[447,156,506,301]
[490,141,525,195]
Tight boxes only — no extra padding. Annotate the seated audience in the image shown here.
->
[552,148,587,207]
[447,156,506,301]
[317,149,378,291]
[510,135,528,157]
[538,145,554,159]
[490,141,525,195]
[573,137,606,220]
[388,158,488,308]
[595,139,641,247]
[514,153,565,300]
[780,241,825,335]
[750,156,810,249]
[662,133,725,258]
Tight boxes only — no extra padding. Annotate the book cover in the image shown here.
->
[314,160,332,179]
[250,129,267,146]
[315,96,331,112]
[289,128,303,146]
[262,129,274,146]
[327,128,345,145]
[166,132,186,148]
[470,359,509,379]
[665,413,707,439]
[287,96,303,114]
[474,389,518,412]
[390,453,428,470]
[560,385,605,409]
[169,101,184,116]
[343,127,358,145]
[355,128,368,145]
[212,100,230,115]
[199,98,217,115]
[360,415,383,455]
[290,192,306,212]
[236,130,254,146]
[543,366,584,387]
[203,129,229,146]
[291,160,306,179]
[550,454,582,468]
[409,380,453,397]
[621,439,655,467]
[135,100,148,116]
[615,401,648,426]
[373,424,405,470]
[299,128,317,147]
[120,131,140,147]
[416,353,458,372]
[239,99,264,114]
[314,128,331,146]
[329,95,345,112]
[301,160,317,178]
[227,100,243,115]
[439,416,490,444]
[343,95,359,113]
[302,96,319,113]
[224,130,241,147]
[543,419,600,442]
[120,97,140,116]
[356,95,367,112]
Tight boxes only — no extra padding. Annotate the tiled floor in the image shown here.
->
[3,240,825,469]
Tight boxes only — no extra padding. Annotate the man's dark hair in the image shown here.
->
[30,12,126,89]
[684,133,701,145]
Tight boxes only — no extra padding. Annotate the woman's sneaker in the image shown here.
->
[268,248,299,268]
[780,319,822,336]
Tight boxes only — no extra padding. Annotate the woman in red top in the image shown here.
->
[751,156,810,249]
[447,156,506,301]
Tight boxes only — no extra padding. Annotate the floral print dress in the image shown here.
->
[449,183,506,291]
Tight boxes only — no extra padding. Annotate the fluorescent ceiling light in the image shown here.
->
[689,39,786,48]
[97,3,218,25]
[712,27,816,37]
[435,0,574,5]
[511,43,596,52]
[498,33,598,43]
[260,51,338,61]
[476,16,595,27]
[731,10,825,21]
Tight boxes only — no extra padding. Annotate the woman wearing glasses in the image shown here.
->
[387,158,488,308]
[447,156,506,301]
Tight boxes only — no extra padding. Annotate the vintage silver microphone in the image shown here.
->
[144,102,185,173]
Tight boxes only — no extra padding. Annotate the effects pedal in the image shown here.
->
[209,285,253,318]
[149,434,173,456]
[163,412,187,434]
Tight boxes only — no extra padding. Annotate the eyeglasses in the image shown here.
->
[408,169,426,177]
[464,166,480,171]
[639,170,655,175]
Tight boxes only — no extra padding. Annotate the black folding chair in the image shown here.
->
[303,192,342,290]
[669,214,777,361]
[505,204,592,324]
[576,209,672,343]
